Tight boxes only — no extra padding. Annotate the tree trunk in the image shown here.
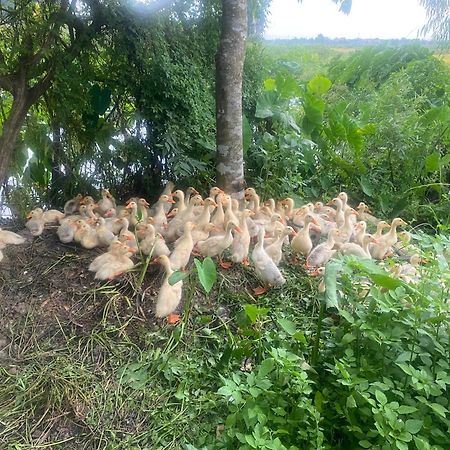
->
[0,87,31,187]
[215,0,247,199]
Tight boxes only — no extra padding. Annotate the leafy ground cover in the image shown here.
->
[0,226,448,449]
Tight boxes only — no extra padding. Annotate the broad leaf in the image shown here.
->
[425,152,440,172]
[277,317,297,335]
[168,270,189,286]
[307,75,332,95]
[243,304,269,324]
[324,260,341,310]
[194,258,217,293]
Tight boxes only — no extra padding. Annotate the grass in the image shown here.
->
[0,231,449,449]
[0,243,317,449]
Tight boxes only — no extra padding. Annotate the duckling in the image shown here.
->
[223,195,239,228]
[209,186,223,203]
[251,227,286,295]
[306,229,342,269]
[184,186,201,207]
[56,218,77,243]
[154,255,183,323]
[97,189,116,215]
[166,195,203,241]
[64,194,83,215]
[25,209,45,236]
[77,222,100,249]
[211,193,226,230]
[356,202,380,225]
[191,223,217,246]
[371,218,407,260]
[89,239,122,272]
[291,214,319,258]
[137,224,170,257]
[337,208,357,243]
[265,226,296,266]
[329,198,345,228]
[91,240,135,280]
[172,190,187,214]
[338,234,378,259]
[125,201,142,228]
[80,195,95,206]
[94,217,115,247]
[194,197,217,230]
[196,221,241,269]
[0,228,26,245]
[151,194,175,234]
[169,222,196,270]
[231,209,253,265]
[353,220,367,246]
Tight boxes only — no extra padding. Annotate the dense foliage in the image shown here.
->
[246,45,450,229]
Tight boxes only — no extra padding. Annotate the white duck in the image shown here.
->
[251,227,286,295]
[306,229,342,269]
[154,255,183,324]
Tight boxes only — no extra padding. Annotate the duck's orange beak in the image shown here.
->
[142,199,150,207]
[127,246,137,253]
[166,209,177,218]
[234,226,242,233]
[26,213,32,219]
[125,204,132,209]
[167,199,176,204]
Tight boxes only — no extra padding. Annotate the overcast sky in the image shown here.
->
[265,0,429,40]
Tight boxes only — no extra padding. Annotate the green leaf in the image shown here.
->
[441,152,450,167]
[324,261,341,310]
[404,419,423,434]
[307,75,332,95]
[359,175,373,197]
[314,391,323,412]
[413,436,431,450]
[398,405,418,414]
[425,152,440,172]
[264,78,276,91]
[194,258,217,293]
[243,304,269,324]
[429,402,447,418]
[258,358,275,378]
[346,395,357,408]
[341,333,356,344]
[375,390,387,405]
[243,114,252,154]
[369,273,402,290]
[277,317,297,335]
[168,270,189,286]
[359,440,371,448]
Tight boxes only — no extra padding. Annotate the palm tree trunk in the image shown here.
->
[215,0,248,199]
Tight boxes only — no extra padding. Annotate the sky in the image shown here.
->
[265,0,429,40]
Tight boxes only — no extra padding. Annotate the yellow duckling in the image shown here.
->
[251,227,286,295]
[97,189,116,215]
[231,209,253,265]
[64,194,83,215]
[169,222,196,271]
[306,229,342,269]
[25,209,45,236]
[265,226,296,266]
[291,214,319,257]
[90,240,135,280]
[196,221,241,269]
[154,255,183,324]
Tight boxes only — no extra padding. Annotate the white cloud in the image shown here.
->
[265,0,429,39]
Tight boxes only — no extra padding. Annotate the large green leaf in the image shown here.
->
[194,257,217,293]
[425,152,440,172]
[324,261,341,310]
[307,75,332,96]
[168,270,189,286]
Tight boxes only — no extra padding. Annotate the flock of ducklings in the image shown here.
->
[0,183,423,324]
